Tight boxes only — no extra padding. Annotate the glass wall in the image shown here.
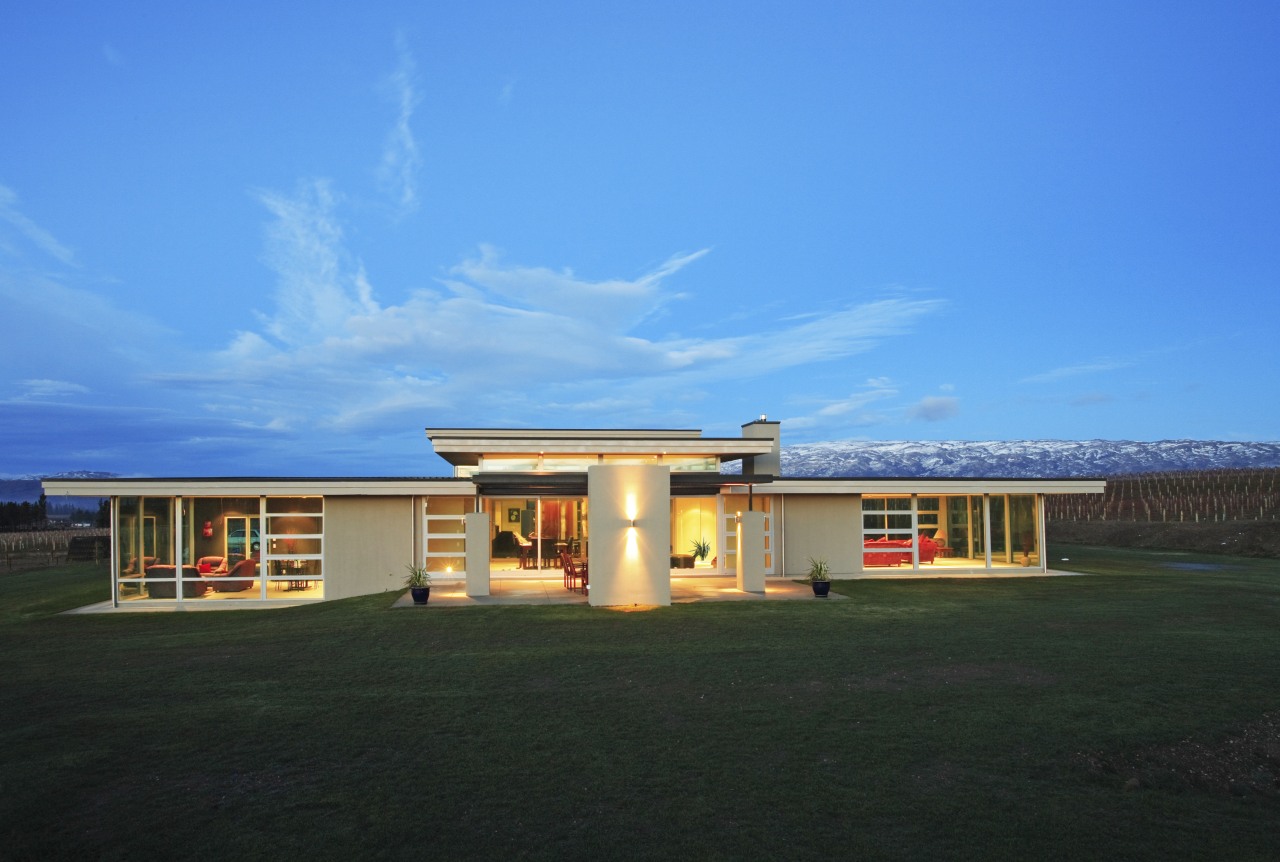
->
[488,496,588,570]
[114,495,324,602]
[423,496,469,575]
[1009,495,1040,566]
[862,497,914,567]
[187,497,261,600]
[859,494,1041,569]
[117,496,176,600]
[264,497,324,598]
[718,496,773,574]
[672,497,717,569]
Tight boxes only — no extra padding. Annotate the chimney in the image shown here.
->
[741,414,781,477]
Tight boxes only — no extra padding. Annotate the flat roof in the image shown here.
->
[424,427,776,467]
[42,477,473,497]
[43,474,1104,498]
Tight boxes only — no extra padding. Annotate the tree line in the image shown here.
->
[0,495,47,530]
[0,496,110,530]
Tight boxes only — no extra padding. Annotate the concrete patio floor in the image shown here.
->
[65,570,1082,613]
[393,575,846,608]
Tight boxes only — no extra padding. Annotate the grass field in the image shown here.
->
[2,547,1278,860]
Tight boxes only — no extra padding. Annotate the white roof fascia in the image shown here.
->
[426,428,703,441]
[41,479,478,497]
[427,438,775,467]
[738,478,1107,496]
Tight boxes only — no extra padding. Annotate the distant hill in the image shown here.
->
[778,440,1280,479]
[0,472,116,503]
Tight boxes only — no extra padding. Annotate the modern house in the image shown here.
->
[42,418,1104,608]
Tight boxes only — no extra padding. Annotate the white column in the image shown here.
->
[852,494,864,576]
[736,510,765,594]
[464,512,490,597]
[587,465,671,607]
[983,495,993,569]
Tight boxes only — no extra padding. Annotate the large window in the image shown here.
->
[862,497,915,567]
[264,497,324,598]
[114,495,324,602]
[672,498,717,568]
[117,496,175,600]
[423,496,469,574]
[488,496,588,571]
[188,497,261,600]
[1009,495,1040,566]
[718,496,773,574]
[859,494,1041,569]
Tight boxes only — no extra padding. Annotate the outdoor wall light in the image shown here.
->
[625,493,638,528]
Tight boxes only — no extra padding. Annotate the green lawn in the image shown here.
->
[2,547,1278,861]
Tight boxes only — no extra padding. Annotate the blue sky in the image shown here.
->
[2,1,1278,477]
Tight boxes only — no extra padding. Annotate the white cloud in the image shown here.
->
[254,179,376,346]
[781,383,899,429]
[16,379,89,400]
[376,35,422,214]
[198,188,947,439]
[1020,359,1131,384]
[0,184,77,267]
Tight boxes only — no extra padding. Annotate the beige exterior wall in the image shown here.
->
[324,496,417,600]
[587,465,671,607]
[464,512,490,597]
[780,494,860,578]
[736,510,766,592]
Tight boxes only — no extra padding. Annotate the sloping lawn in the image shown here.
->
[1,550,1278,861]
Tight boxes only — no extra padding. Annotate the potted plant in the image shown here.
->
[806,556,831,597]
[405,564,432,605]
[690,537,711,564]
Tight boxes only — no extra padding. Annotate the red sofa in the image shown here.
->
[863,536,939,567]
[208,558,257,592]
[143,564,209,598]
[863,538,912,567]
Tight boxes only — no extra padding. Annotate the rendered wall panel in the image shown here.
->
[781,494,860,578]
[324,496,415,600]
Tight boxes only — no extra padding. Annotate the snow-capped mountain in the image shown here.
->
[0,472,117,503]
[779,440,1280,479]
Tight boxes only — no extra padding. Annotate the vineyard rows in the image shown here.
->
[1,528,109,570]
[1046,468,1280,523]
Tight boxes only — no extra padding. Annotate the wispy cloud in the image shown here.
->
[781,381,900,430]
[498,77,516,105]
[1020,358,1131,384]
[376,35,422,214]
[253,179,376,346]
[0,184,77,267]
[16,379,89,400]
[193,180,947,441]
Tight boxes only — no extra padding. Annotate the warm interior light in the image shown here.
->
[625,524,639,560]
